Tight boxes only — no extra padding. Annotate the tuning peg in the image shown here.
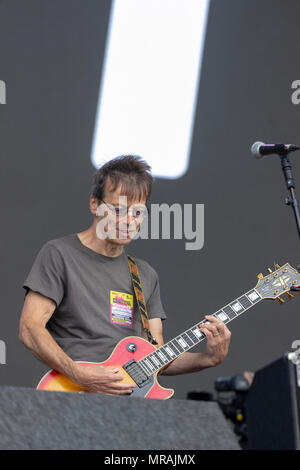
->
[268,268,273,274]
[257,273,264,279]
[275,264,281,269]
[277,297,285,304]
[287,292,294,299]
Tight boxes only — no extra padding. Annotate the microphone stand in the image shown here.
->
[280,152,300,240]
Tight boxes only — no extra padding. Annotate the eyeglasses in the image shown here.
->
[99,200,148,219]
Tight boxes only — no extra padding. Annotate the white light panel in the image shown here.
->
[91,0,210,179]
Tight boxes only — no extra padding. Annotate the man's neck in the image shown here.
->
[77,227,124,258]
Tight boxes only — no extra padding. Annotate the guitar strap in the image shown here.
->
[127,254,158,345]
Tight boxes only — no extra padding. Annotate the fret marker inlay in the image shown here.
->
[217,312,227,321]
[165,346,175,357]
[248,291,260,302]
[232,302,243,312]
[192,328,203,338]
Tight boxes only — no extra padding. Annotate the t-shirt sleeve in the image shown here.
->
[22,242,65,307]
[146,269,167,321]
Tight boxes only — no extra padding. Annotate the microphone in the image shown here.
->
[251,141,300,158]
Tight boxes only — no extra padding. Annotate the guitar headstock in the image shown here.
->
[255,263,300,303]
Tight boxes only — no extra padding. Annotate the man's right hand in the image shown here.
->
[19,291,136,396]
[72,363,136,395]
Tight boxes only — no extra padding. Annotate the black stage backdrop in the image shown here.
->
[0,0,300,399]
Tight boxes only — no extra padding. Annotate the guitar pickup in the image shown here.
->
[123,359,151,388]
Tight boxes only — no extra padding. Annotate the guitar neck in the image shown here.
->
[138,287,262,376]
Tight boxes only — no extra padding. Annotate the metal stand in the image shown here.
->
[280,153,300,240]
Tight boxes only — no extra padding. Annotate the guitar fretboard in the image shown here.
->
[137,288,262,376]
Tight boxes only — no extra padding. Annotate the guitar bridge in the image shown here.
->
[123,360,151,388]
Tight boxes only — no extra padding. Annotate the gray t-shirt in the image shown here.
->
[23,233,166,362]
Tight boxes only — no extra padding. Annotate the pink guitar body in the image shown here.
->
[37,336,174,399]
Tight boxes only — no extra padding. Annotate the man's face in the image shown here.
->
[95,183,147,246]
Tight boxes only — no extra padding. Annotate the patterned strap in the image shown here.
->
[127,255,158,345]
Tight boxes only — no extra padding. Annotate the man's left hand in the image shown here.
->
[199,315,231,367]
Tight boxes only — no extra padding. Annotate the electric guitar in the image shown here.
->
[37,263,300,399]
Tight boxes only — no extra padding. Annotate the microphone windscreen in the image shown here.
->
[251,141,264,158]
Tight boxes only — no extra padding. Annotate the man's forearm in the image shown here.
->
[160,315,232,376]
[19,323,79,383]
[160,351,216,376]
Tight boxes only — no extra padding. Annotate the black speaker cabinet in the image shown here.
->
[246,352,300,450]
[0,386,240,450]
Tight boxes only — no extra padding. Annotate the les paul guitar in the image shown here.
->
[37,263,300,399]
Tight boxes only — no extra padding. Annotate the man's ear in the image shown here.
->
[89,195,100,215]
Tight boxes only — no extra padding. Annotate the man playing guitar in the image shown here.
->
[19,155,231,396]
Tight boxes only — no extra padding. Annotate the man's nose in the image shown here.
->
[126,212,136,225]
